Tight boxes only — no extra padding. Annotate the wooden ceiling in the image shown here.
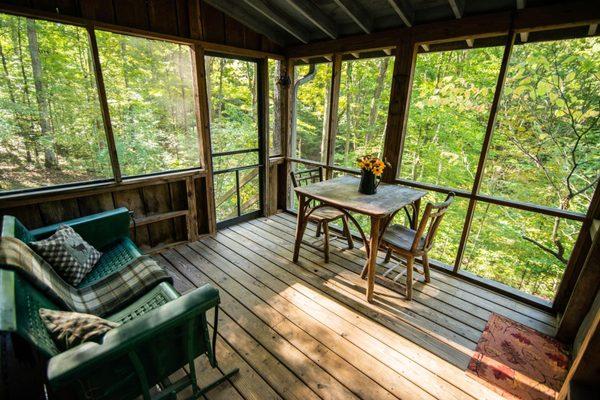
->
[203,0,576,46]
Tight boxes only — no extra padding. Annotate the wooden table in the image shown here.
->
[293,175,426,302]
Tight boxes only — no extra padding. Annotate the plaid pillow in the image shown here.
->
[30,225,102,286]
[39,308,119,351]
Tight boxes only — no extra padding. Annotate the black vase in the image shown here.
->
[359,170,378,195]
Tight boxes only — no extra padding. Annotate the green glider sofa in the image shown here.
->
[0,207,236,399]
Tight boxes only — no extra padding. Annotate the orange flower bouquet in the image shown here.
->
[356,155,388,194]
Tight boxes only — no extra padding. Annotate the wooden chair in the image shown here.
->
[381,193,455,300]
[290,168,354,262]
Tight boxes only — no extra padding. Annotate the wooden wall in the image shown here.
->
[0,0,282,53]
[0,173,207,252]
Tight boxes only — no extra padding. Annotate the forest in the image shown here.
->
[293,37,599,300]
[0,10,598,301]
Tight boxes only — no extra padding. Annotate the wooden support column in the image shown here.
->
[453,30,516,271]
[555,184,600,325]
[87,27,121,182]
[325,53,342,179]
[191,44,217,235]
[381,39,417,184]
[257,58,270,216]
[279,58,294,210]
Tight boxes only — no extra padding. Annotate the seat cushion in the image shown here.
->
[30,225,101,286]
[77,238,141,288]
[309,206,345,221]
[39,308,119,351]
[382,224,425,252]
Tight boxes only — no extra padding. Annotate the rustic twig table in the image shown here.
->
[293,175,426,302]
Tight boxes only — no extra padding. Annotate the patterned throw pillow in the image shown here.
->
[39,308,120,351]
[30,225,102,286]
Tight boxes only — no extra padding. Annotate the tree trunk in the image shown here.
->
[344,62,353,165]
[272,62,282,154]
[365,58,389,144]
[26,18,57,169]
[320,79,331,163]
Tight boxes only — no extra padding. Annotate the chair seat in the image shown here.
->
[382,224,425,252]
[308,206,345,221]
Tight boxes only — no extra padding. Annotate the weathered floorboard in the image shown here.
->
[156,213,554,400]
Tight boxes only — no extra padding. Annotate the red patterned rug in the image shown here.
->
[467,313,569,400]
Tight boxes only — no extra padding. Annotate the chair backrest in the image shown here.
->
[412,193,455,252]
[290,167,323,188]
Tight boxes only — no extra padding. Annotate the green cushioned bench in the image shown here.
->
[0,208,237,400]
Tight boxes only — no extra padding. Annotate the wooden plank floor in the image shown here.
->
[155,212,557,400]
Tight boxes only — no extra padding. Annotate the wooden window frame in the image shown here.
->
[284,25,600,311]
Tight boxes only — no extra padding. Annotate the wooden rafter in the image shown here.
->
[386,0,414,27]
[282,0,338,39]
[517,0,529,43]
[332,0,373,34]
[204,0,288,45]
[448,0,465,19]
[287,2,600,58]
[240,0,310,43]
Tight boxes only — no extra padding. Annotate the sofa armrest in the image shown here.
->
[47,284,219,386]
[29,207,131,249]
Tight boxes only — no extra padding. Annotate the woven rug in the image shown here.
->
[467,313,569,400]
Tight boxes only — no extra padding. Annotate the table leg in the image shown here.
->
[365,216,381,303]
[293,194,308,263]
[411,198,421,229]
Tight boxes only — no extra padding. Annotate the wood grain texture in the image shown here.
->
[154,213,558,400]
[294,175,426,217]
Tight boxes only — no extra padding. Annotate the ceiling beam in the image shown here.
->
[420,44,430,51]
[286,2,600,58]
[448,0,465,19]
[204,0,288,45]
[282,0,338,39]
[386,0,414,27]
[333,0,373,34]
[448,1,472,48]
[240,0,310,43]
[517,0,528,42]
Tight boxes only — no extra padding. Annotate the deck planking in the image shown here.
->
[156,213,556,400]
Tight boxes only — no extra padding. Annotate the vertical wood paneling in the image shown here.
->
[77,192,115,215]
[175,0,189,37]
[79,0,114,23]
[39,199,80,224]
[2,205,44,228]
[199,1,224,43]
[112,0,149,30]
[187,0,203,39]
[224,14,245,48]
[147,0,178,35]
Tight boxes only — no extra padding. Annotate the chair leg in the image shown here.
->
[342,215,354,249]
[384,247,393,263]
[316,221,322,238]
[323,222,330,263]
[422,253,430,283]
[405,256,414,300]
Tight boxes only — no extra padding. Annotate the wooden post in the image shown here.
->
[279,58,294,210]
[325,53,342,179]
[257,58,270,216]
[185,176,199,241]
[191,44,217,235]
[453,30,516,272]
[87,27,121,182]
[381,39,417,184]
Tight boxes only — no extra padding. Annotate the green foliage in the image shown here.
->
[97,31,199,177]
[292,38,598,301]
